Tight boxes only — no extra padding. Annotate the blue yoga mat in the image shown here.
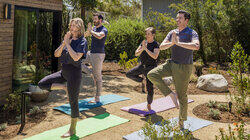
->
[54,94,130,115]
[123,117,213,140]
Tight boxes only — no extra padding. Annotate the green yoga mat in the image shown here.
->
[25,113,129,140]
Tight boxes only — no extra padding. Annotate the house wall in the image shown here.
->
[0,0,62,103]
[142,0,182,19]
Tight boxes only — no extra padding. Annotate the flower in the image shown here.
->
[219,128,224,132]
[233,122,238,126]
[234,128,239,131]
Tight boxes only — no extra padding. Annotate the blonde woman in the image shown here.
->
[38,18,87,138]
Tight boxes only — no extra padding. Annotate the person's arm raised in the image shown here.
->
[88,23,105,39]
[135,40,146,56]
[159,31,175,50]
[144,43,160,59]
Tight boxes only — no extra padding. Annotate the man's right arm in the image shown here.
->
[159,31,174,50]
[160,40,174,50]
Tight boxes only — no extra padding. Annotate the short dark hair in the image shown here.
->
[177,10,191,20]
[93,13,103,20]
[145,27,156,35]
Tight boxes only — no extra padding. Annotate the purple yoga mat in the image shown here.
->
[121,96,194,116]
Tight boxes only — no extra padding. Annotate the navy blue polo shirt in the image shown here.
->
[166,27,199,64]
[91,25,108,53]
[59,36,87,68]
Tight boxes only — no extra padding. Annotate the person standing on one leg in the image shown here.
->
[38,18,87,138]
[85,13,108,103]
[126,27,160,111]
[147,10,200,129]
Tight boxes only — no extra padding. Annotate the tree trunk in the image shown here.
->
[81,6,86,21]
[196,25,207,66]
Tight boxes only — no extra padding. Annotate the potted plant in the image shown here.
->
[28,43,50,102]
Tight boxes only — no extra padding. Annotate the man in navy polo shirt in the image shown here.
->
[85,13,108,103]
[147,10,200,130]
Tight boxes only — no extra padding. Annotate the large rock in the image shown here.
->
[196,74,228,92]
[163,77,173,85]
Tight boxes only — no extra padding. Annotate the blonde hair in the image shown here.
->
[68,18,85,37]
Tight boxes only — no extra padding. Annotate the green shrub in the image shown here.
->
[118,51,128,70]
[189,74,198,83]
[145,11,175,61]
[15,115,21,124]
[126,58,138,70]
[208,67,221,74]
[0,123,7,131]
[141,117,193,140]
[215,121,249,140]
[208,109,220,120]
[218,103,228,112]
[228,42,249,115]
[28,106,42,116]
[118,51,138,71]
[3,90,30,115]
[104,18,147,60]
[207,100,217,108]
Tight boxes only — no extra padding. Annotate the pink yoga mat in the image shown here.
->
[121,96,194,116]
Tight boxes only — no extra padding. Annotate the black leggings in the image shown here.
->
[38,64,82,118]
[126,64,156,104]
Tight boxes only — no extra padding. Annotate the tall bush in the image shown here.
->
[228,42,249,115]
[104,18,147,60]
[146,11,176,61]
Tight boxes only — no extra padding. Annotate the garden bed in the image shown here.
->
[192,102,249,123]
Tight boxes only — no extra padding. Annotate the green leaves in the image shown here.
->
[228,42,249,115]
[118,51,138,71]
[105,18,147,60]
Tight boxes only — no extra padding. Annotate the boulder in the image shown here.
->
[197,74,228,92]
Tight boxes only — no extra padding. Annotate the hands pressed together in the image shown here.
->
[171,31,179,45]
[141,40,147,50]
[84,23,93,37]
[64,31,72,47]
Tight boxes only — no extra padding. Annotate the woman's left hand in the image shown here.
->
[64,32,71,45]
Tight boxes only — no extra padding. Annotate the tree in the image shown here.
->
[228,42,249,115]
[66,0,99,21]
[96,0,142,19]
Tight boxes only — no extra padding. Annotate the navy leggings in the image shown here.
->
[126,64,156,104]
[38,64,82,118]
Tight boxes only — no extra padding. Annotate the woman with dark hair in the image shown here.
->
[126,27,160,111]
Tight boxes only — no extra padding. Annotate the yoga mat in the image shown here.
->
[25,113,129,140]
[121,96,194,116]
[54,94,130,115]
[123,116,213,140]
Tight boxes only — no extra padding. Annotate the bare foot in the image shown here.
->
[88,96,100,103]
[61,130,75,138]
[179,120,184,129]
[170,92,179,109]
[147,104,151,111]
